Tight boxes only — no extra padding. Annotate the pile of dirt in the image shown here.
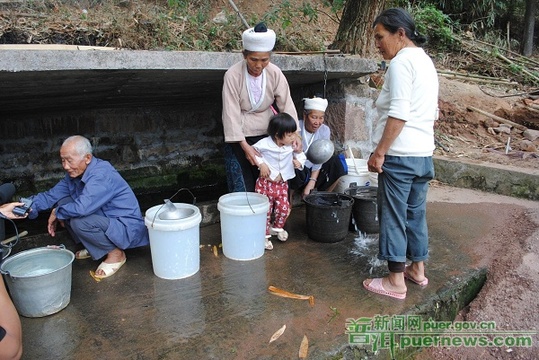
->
[434,76,539,170]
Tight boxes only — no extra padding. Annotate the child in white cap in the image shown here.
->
[289,96,347,198]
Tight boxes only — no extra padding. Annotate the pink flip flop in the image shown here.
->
[363,278,406,300]
[404,266,429,286]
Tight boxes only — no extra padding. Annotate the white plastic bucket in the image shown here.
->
[346,158,367,174]
[334,173,371,193]
[369,172,378,187]
[217,192,269,261]
[145,203,202,279]
[334,158,370,193]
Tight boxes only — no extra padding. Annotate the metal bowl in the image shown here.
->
[306,139,334,164]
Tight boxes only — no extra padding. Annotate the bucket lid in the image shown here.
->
[344,185,377,199]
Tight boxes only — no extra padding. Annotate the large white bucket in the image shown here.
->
[217,192,269,261]
[369,172,379,187]
[334,158,370,193]
[346,158,368,174]
[145,203,202,280]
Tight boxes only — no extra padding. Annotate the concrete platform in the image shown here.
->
[5,185,538,360]
[0,49,376,115]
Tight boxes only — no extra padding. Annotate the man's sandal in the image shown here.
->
[75,249,91,260]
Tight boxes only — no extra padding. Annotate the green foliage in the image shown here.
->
[391,0,515,34]
[260,0,329,51]
[264,0,296,30]
[483,30,520,53]
[300,2,318,22]
[322,0,345,14]
[508,62,523,74]
[411,5,458,52]
[167,0,188,9]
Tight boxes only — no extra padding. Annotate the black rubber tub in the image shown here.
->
[303,192,354,243]
[345,186,379,234]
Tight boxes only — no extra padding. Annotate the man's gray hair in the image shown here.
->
[63,135,93,158]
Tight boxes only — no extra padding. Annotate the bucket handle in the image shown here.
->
[150,188,196,228]
[46,244,66,250]
[168,188,196,205]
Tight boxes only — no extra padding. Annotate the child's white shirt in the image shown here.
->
[253,136,300,181]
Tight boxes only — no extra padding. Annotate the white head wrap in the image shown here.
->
[242,23,276,52]
[303,97,328,112]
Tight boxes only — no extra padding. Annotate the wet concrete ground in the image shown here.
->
[7,185,538,360]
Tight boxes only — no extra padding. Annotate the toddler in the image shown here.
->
[253,113,304,250]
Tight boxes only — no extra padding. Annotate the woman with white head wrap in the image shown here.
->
[222,22,299,192]
[288,96,347,198]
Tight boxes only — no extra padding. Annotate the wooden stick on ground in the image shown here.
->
[466,106,528,131]
[439,73,518,85]
[268,286,315,306]
[1,230,28,245]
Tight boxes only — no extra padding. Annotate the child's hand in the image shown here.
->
[258,163,270,178]
[292,134,303,153]
[293,159,301,169]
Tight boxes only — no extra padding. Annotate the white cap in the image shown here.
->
[303,97,328,112]
[242,23,276,52]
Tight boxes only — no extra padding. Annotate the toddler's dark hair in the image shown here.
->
[267,112,297,140]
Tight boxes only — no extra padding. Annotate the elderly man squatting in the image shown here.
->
[28,135,149,279]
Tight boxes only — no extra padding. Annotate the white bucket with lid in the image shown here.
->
[217,192,269,261]
[369,172,379,187]
[145,201,202,279]
[334,158,370,193]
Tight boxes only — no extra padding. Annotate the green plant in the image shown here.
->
[509,63,523,74]
[412,5,459,52]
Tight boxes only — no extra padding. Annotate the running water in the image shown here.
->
[350,231,384,274]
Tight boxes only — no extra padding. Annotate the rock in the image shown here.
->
[487,127,496,135]
[523,129,539,141]
[212,10,227,24]
[517,140,537,152]
[483,119,500,128]
[493,126,511,135]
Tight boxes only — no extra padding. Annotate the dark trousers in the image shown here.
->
[224,135,266,193]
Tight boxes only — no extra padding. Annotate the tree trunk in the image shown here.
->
[330,0,387,56]
[521,0,536,57]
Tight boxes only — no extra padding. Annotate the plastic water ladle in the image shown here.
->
[348,146,358,171]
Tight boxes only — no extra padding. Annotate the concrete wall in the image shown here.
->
[0,106,227,200]
[0,80,379,202]
[0,50,379,202]
[434,157,539,201]
[294,78,378,159]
